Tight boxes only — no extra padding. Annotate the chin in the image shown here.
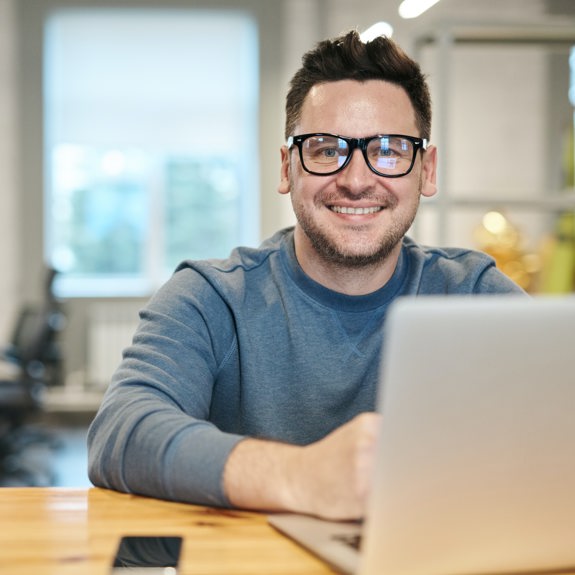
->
[317,237,400,268]
[296,210,408,267]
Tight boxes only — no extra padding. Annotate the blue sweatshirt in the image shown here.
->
[87,228,523,507]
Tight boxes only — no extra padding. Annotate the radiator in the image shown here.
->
[86,302,142,389]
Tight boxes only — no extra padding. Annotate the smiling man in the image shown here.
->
[88,31,524,521]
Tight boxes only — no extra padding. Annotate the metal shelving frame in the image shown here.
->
[412,21,575,245]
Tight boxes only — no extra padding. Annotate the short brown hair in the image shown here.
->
[285,30,432,140]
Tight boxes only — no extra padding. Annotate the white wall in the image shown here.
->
[0,0,19,341]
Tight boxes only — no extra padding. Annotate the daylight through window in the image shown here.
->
[44,8,259,297]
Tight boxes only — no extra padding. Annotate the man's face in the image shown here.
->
[279,79,437,269]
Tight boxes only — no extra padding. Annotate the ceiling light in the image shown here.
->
[398,0,441,19]
[360,21,394,42]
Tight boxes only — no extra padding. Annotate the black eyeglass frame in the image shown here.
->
[287,133,428,178]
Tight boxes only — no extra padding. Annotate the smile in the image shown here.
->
[330,205,383,215]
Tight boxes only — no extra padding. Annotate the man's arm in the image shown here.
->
[87,269,246,508]
[223,412,381,520]
[88,265,382,516]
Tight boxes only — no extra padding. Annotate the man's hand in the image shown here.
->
[223,412,381,520]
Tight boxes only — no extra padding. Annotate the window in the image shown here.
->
[44,8,259,297]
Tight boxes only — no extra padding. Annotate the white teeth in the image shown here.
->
[331,206,382,215]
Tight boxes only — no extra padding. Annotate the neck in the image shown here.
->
[293,229,401,296]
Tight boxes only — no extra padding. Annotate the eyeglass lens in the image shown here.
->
[301,135,416,176]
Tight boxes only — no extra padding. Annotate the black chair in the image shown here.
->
[0,269,66,485]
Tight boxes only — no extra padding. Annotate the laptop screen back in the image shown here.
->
[359,296,575,575]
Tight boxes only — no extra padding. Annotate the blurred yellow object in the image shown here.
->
[474,211,539,291]
[537,212,575,294]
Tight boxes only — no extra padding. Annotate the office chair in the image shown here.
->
[0,268,66,485]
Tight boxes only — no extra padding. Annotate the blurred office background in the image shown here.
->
[0,0,574,486]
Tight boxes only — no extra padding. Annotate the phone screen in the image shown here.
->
[111,536,183,574]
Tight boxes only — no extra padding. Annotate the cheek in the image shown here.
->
[398,171,424,197]
[291,171,328,199]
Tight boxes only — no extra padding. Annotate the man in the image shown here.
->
[88,30,523,521]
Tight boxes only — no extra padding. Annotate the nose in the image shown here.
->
[335,148,374,193]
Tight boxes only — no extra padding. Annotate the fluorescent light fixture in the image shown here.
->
[360,21,394,42]
[398,0,441,19]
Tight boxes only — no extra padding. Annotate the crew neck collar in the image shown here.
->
[280,230,408,313]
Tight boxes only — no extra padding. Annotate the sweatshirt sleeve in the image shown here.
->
[87,266,245,507]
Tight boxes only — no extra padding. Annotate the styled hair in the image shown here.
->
[285,30,432,140]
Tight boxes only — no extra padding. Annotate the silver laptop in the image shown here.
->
[269,295,575,575]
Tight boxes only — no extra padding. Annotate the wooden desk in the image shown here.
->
[0,487,336,575]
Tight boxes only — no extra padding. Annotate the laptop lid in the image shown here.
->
[270,296,575,575]
[360,295,575,575]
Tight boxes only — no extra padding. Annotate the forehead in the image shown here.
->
[297,79,418,137]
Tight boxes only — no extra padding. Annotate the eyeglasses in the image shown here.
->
[287,133,427,178]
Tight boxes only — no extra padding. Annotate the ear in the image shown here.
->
[420,144,438,198]
[278,146,291,195]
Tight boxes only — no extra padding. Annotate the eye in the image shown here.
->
[370,137,412,159]
[305,137,347,163]
[379,146,395,157]
[320,146,338,158]
[380,143,402,157]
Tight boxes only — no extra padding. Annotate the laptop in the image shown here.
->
[269,295,575,575]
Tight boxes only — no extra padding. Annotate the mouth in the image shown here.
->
[329,205,384,215]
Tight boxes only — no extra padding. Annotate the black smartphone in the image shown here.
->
[110,536,183,574]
